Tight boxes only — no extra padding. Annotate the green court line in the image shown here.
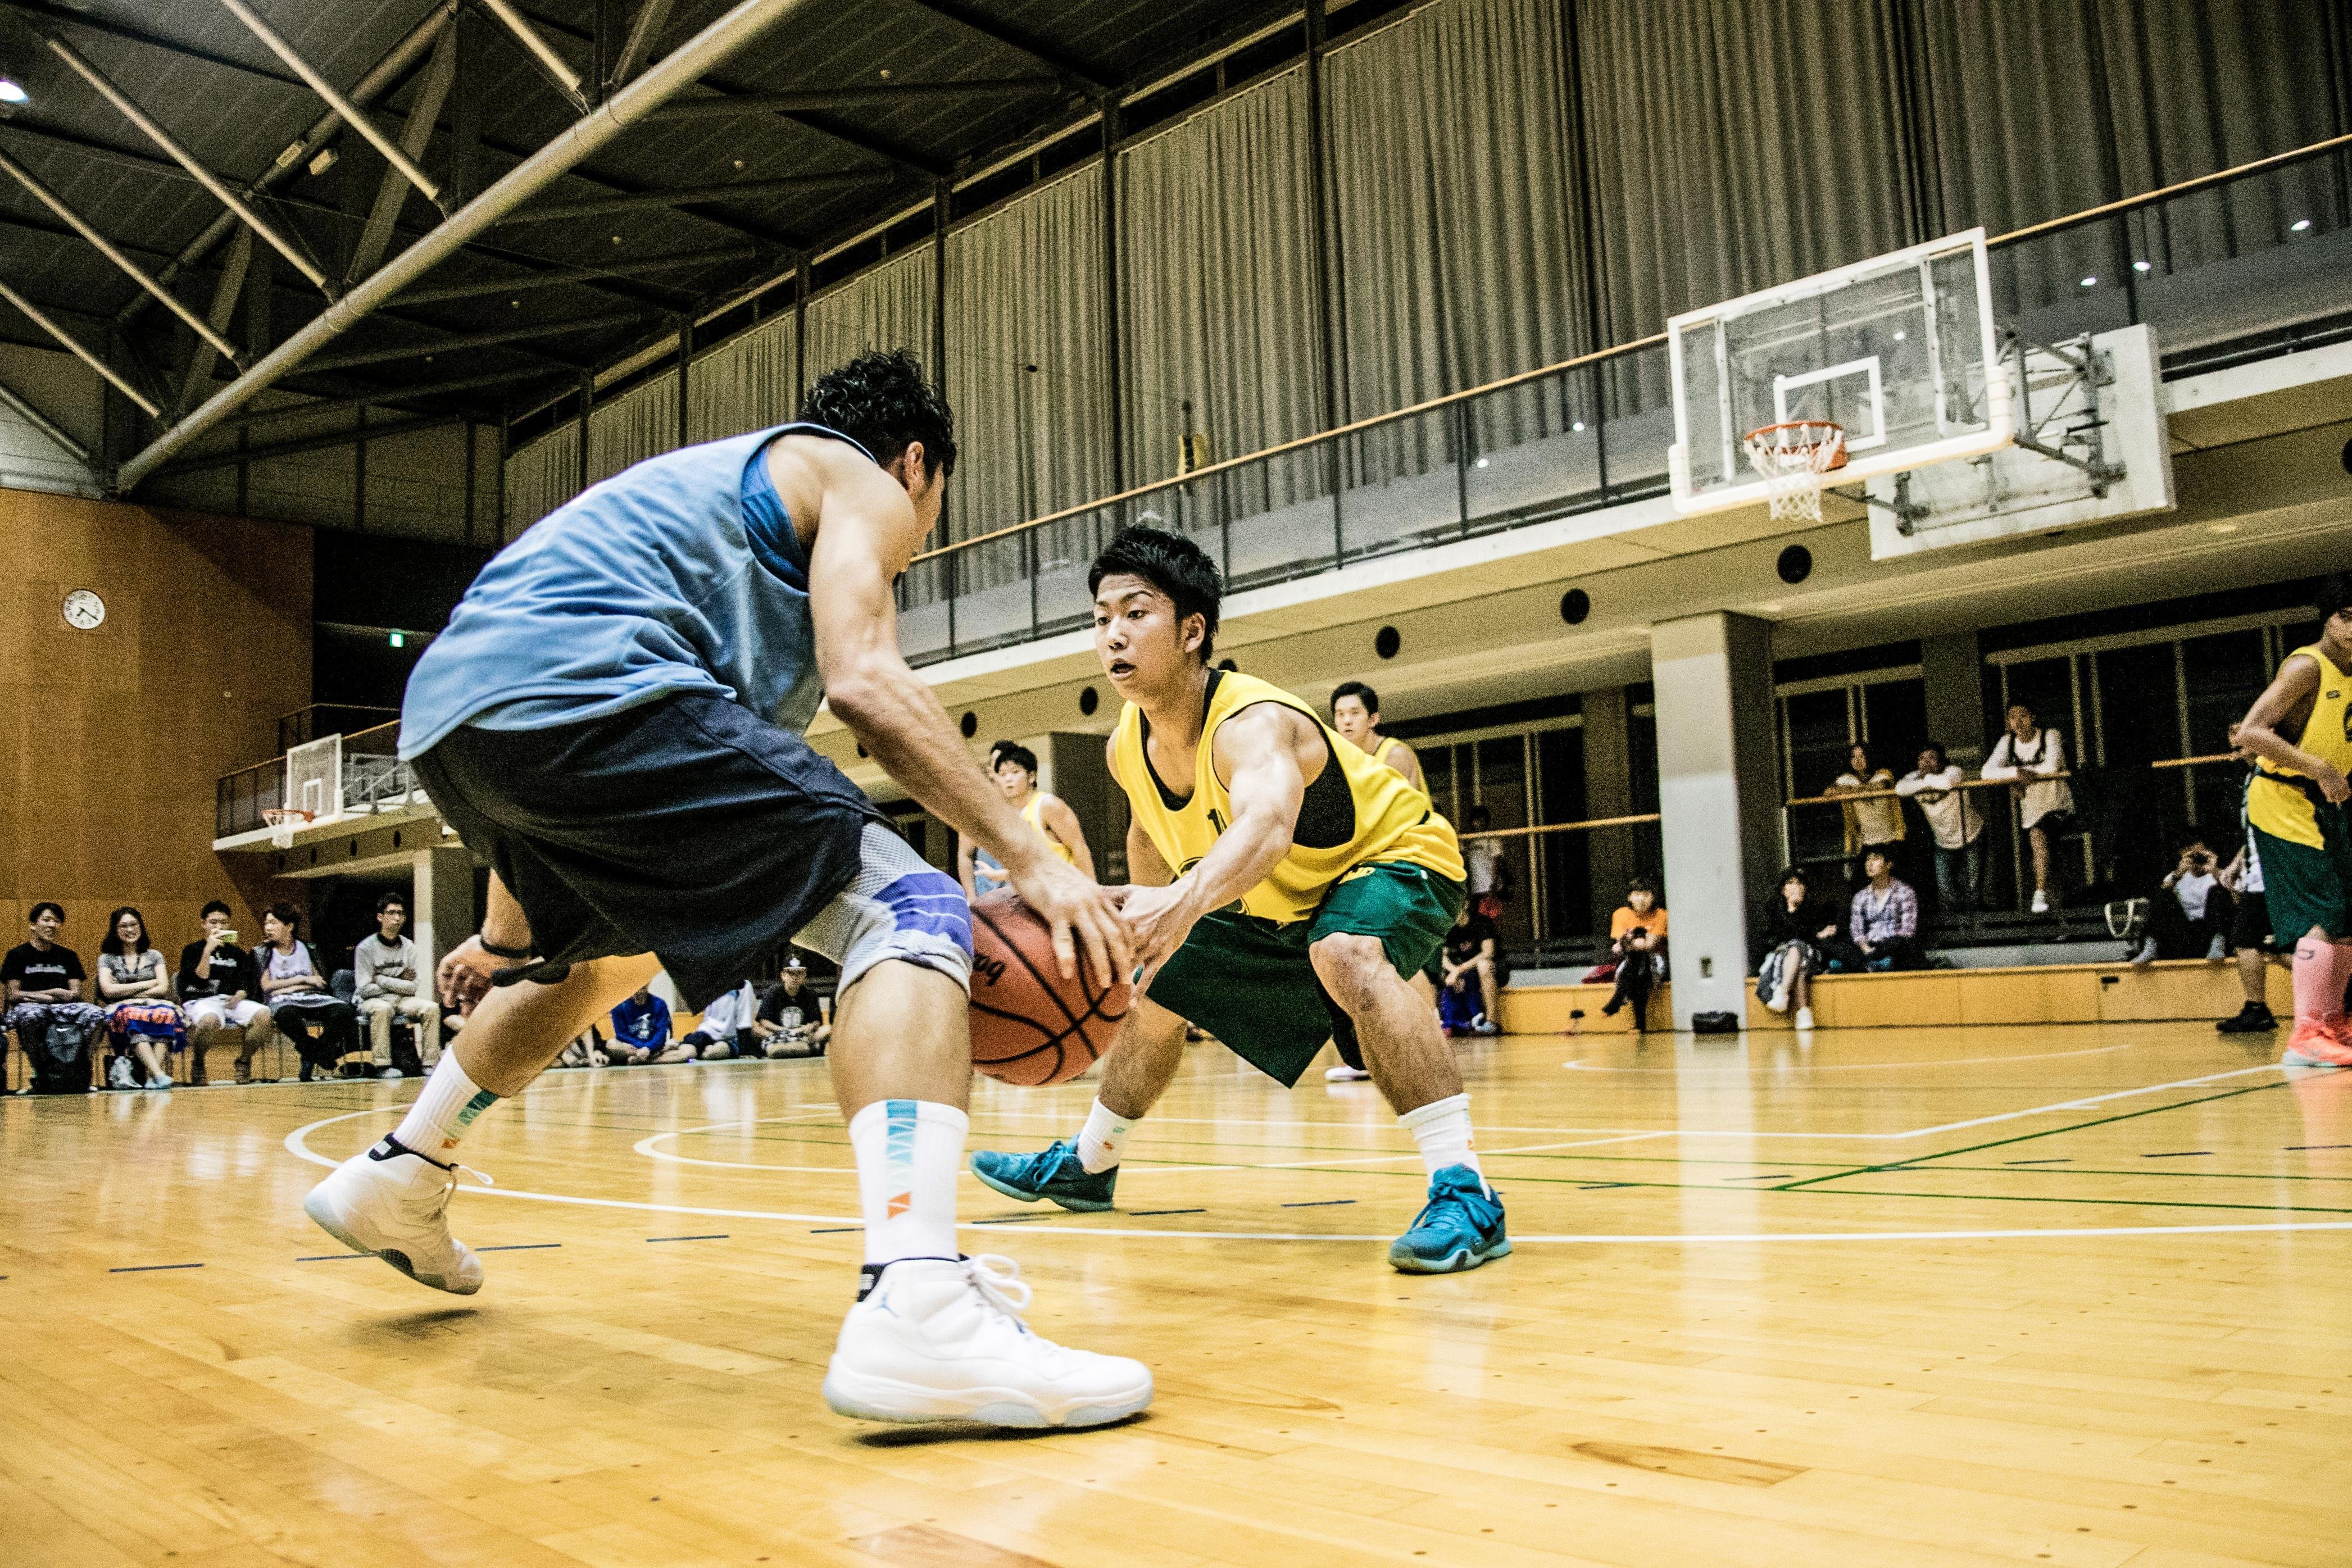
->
[1770,1080,2295,1193]
[1865,1161,2352,1185]
[1809,1187,2352,1216]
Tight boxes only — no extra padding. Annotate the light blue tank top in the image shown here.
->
[398,424,871,760]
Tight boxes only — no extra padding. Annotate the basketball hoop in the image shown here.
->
[263,807,315,850]
[1743,420,1847,525]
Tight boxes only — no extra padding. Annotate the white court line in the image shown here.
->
[1564,1042,2137,1072]
[285,1109,2351,1249]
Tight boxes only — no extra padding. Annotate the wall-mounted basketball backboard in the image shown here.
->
[1669,229,2012,517]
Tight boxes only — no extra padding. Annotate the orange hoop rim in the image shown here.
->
[261,807,316,824]
[1742,420,1849,471]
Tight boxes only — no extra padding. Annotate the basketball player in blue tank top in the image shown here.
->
[300,351,1150,1431]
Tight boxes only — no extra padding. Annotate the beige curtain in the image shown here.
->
[688,309,799,444]
[502,422,579,539]
[803,244,936,385]
[587,369,679,489]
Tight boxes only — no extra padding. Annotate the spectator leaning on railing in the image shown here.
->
[1895,744,1987,911]
[179,901,270,1084]
[97,905,187,1090]
[1827,743,1905,878]
[1982,702,2074,913]
[3,902,107,1093]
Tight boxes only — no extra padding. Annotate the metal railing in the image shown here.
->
[896,131,2352,667]
[277,703,401,753]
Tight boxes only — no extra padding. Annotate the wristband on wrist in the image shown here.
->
[480,937,534,961]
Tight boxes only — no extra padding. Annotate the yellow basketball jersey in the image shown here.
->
[1110,670,1463,923]
[1019,791,1074,863]
[2248,642,2352,849]
[1374,737,1409,774]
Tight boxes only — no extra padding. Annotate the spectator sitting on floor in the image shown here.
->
[1599,879,1668,1030]
[680,979,759,1060]
[97,906,187,1090]
[1759,867,1841,1031]
[606,985,685,1064]
[3,902,107,1093]
[2134,838,2232,966]
[178,901,269,1085]
[1839,850,1923,971]
[1827,743,1905,878]
[1982,702,2075,913]
[354,891,439,1077]
[2216,723,2285,1034]
[754,957,832,1057]
[1438,902,1505,1036]
[1896,744,1987,912]
[258,903,358,1081]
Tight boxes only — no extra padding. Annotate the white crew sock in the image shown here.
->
[389,1052,500,1161]
[1398,1092,1482,1180]
[1075,1098,1136,1174]
[848,1099,968,1266]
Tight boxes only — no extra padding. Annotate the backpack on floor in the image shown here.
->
[33,1019,94,1093]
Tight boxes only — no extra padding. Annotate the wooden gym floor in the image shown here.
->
[2,1021,2348,1567]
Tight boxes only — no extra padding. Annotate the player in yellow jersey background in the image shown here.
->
[1328,679,1436,1079]
[2237,573,2352,1067]
[956,740,1092,898]
[973,527,1509,1274]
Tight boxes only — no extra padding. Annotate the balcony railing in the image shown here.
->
[897,131,2352,668]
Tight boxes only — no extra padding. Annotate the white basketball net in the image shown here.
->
[264,807,313,850]
[1743,421,1846,525]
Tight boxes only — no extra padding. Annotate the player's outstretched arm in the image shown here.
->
[1120,703,1310,972]
[2240,653,2345,802]
[803,447,1131,985]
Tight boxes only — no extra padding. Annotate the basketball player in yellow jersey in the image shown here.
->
[2237,574,2352,1067]
[1331,680,1425,789]
[971,526,1510,1273]
[955,741,1092,898]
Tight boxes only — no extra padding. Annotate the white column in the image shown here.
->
[410,844,476,979]
[1650,612,1781,1029]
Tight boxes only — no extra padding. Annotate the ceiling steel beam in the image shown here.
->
[217,0,441,204]
[176,228,253,418]
[500,170,887,222]
[0,142,240,360]
[347,22,461,284]
[647,76,1061,119]
[30,26,333,291]
[397,244,759,304]
[0,372,91,467]
[894,1,1111,94]
[229,365,561,431]
[306,310,650,372]
[480,0,592,112]
[0,275,160,415]
[607,0,677,92]
[116,0,824,492]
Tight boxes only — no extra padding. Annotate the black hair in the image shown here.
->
[2318,571,2351,619]
[1918,742,1949,770]
[266,901,302,931]
[798,349,956,479]
[1778,865,1809,888]
[28,900,62,924]
[1332,680,1379,717]
[1468,803,1491,826]
[201,899,233,920]
[375,889,408,915]
[1627,876,1657,896]
[1863,847,1895,868]
[1089,525,1223,662]
[993,742,1038,776]
[101,905,149,956]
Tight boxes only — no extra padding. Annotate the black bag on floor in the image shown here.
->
[32,1019,94,1093]
[1690,1010,1742,1034]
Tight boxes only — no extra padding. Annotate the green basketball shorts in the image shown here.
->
[1142,862,1467,1088]
[2253,811,2352,944]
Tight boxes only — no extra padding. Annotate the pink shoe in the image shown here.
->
[2282,1017,2352,1068]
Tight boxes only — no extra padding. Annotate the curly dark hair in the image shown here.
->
[1089,525,1223,662]
[798,348,956,479]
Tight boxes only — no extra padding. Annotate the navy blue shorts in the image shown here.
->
[412,693,887,1010]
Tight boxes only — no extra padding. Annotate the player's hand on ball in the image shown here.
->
[1118,880,1202,980]
[437,935,523,1015]
[1011,853,1133,990]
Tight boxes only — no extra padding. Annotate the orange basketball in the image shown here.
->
[968,889,1130,1086]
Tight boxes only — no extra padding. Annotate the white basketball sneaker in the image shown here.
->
[824,1255,1153,1429]
[302,1137,488,1295]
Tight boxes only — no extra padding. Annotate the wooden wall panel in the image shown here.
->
[0,488,310,965]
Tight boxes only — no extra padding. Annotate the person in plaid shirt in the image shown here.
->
[1846,849,1922,971]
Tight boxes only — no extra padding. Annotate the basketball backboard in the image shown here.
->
[285,734,343,824]
[1669,229,2012,516]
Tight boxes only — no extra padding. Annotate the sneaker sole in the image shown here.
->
[970,1165,1115,1213]
[1388,1235,1513,1274]
[821,1365,1152,1429]
[2282,1048,2352,1069]
[301,1189,480,1296]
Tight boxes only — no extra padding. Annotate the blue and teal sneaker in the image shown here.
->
[1388,1165,1510,1273]
[970,1139,1119,1213]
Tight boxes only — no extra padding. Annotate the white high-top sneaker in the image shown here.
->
[824,1255,1153,1429]
[302,1139,487,1295]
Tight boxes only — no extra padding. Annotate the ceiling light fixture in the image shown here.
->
[2290,218,2312,233]
[2079,275,2097,288]
[0,79,27,105]
[2132,260,2151,272]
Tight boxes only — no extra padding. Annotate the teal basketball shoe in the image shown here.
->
[970,1139,1119,1212]
[1388,1164,1510,1272]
